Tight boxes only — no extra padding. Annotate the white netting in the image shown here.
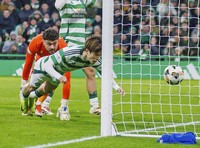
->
[111,0,200,138]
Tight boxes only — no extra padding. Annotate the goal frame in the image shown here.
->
[100,0,200,139]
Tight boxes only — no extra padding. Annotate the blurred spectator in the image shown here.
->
[150,36,160,55]
[2,31,17,53]
[189,6,200,29]
[180,11,189,23]
[31,10,43,23]
[170,16,179,27]
[139,24,150,44]
[114,8,122,32]
[113,26,121,46]
[157,0,177,16]
[174,47,184,62]
[140,0,150,16]
[92,25,102,37]
[144,8,157,24]
[127,26,139,44]
[13,0,27,10]
[54,19,61,29]
[189,36,199,56]
[15,24,24,36]
[129,1,141,26]
[191,23,200,38]
[114,0,122,10]
[0,9,15,34]
[122,12,133,33]
[160,27,170,52]
[157,0,177,25]
[113,43,121,55]
[0,0,10,12]
[149,18,159,35]
[163,38,176,56]
[37,13,54,32]
[93,14,102,29]
[129,39,141,57]
[39,0,56,13]
[51,11,60,24]
[7,2,20,25]
[40,3,51,15]
[179,2,188,16]
[180,35,189,55]
[30,0,39,10]
[11,35,27,54]
[15,21,29,37]
[121,33,130,55]
[123,0,131,14]
[19,3,34,22]
[139,42,150,61]
[85,18,94,37]
[180,21,189,36]
[23,16,40,44]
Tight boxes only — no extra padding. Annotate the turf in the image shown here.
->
[0,77,199,148]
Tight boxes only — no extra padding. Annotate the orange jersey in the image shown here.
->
[22,34,67,80]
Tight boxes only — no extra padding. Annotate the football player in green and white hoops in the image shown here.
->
[21,36,124,118]
[55,0,103,117]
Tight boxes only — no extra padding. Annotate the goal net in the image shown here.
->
[101,0,200,139]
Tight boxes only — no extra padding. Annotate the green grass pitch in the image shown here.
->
[0,77,199,148]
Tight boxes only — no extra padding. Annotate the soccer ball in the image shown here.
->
[164,65,184,85]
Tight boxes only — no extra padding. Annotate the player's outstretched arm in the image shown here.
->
[112,79,125,96]
[42,58,63,83]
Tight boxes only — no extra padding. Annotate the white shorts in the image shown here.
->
[30,57,60,88]
[29,73,60,88]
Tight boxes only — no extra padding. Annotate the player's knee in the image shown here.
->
[43,87,53,94]
[83,67,96,79]
[43,84,54,94]
[25,84,35,93]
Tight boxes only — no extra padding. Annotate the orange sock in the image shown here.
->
[38,94,48,103]
[62,72,71,100]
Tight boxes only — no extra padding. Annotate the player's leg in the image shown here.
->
[33,81,58,117]
[57,72,71,120]
[83,67,101,115]
[21,82,36,115]
[40,93,54,115]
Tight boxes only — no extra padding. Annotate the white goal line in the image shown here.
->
[25,136,102,148]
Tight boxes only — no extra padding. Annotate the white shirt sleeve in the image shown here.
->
[55,0,66,10]
[42,58,63,81]
[97,69,120,91]
[112,79,120,91]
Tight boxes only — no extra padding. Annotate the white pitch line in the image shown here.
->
[25,136,102,148]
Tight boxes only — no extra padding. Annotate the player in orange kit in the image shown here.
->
[20,28,71,119]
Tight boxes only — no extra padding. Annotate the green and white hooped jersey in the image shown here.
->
[34,46,102,80]
[58,0,101,47]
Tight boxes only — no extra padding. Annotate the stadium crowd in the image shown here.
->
[0,0,199,61]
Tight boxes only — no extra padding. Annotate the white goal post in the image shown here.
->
[101,0,200,139]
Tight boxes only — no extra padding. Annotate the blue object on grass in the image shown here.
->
[157,132,197,144]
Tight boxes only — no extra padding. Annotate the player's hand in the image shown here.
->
[20,79,28,90]
[117,87,125,96]
[59,76,67,83]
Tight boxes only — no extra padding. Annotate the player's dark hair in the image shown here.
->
[84,36,102,55]
[42,28,59,41]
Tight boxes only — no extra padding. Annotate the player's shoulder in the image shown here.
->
[31,34,43,43]
[28,34,43,51]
